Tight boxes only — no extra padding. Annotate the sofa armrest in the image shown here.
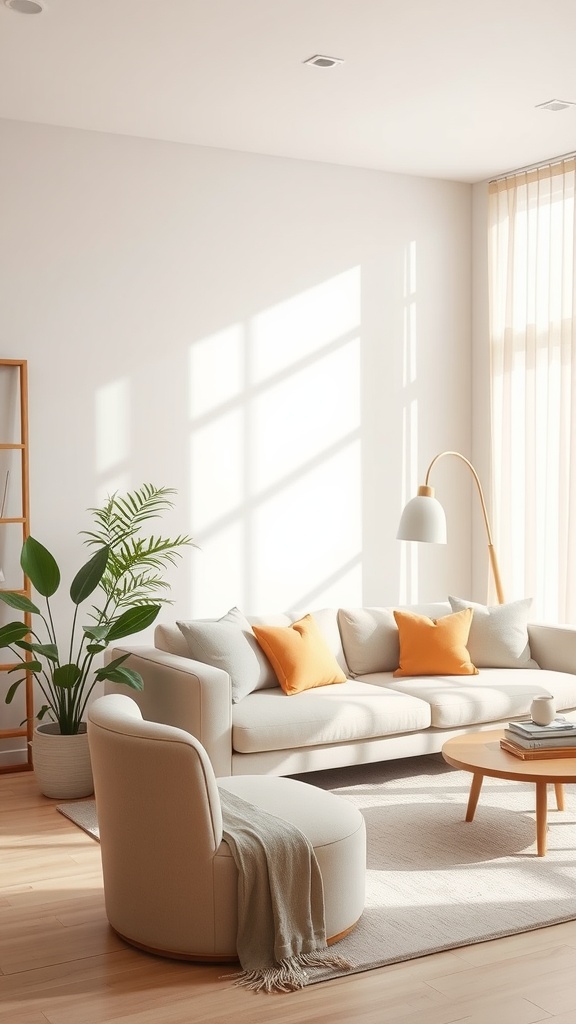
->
[528,623,576,674]
[103,646,233,777]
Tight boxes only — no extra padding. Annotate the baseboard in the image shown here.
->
[0,745,28,768]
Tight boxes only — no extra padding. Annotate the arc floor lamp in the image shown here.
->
[396,450,505,605]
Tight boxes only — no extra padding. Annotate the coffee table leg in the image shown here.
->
[466,772,484,822]
[536,782,548,857]
[555,783,565,811]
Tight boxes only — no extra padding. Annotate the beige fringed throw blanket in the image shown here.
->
[219,788,353,993]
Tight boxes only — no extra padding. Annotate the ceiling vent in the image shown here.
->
[303,55,344,69]
[535,98,576,112]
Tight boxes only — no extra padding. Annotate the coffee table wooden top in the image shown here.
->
[442,729,576,784]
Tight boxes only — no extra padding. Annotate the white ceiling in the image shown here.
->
[2,0,576,183]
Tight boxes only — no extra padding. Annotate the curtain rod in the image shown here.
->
[490,148,576,184]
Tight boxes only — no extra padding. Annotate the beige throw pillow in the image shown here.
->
[448,596,539,668]
[337,607,399,675]
[177,606,277,703]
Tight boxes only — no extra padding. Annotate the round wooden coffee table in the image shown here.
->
[442,729,576,856]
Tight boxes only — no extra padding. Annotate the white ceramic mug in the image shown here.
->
[530,695,556,726]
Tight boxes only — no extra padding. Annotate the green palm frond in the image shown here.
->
[82,485,195,620]
[99,568,170,598]
[112,534,194,563]
[82,485,188,549]
[99,570,171,596]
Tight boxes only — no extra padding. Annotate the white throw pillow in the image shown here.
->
[177,606,277,703]
[337,607,399,675]
[447,596,539,669]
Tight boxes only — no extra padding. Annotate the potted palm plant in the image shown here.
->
[0,484,193,798]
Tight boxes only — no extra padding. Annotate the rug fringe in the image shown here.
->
[227,950,354,993]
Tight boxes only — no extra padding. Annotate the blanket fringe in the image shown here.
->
[227,950,355,993]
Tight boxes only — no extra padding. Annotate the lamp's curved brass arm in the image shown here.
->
[424,451,504,604]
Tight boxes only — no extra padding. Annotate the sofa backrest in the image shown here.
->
[154,608,348,672]
[336,602,452,676]
[155,622,189,658]
[154,603,451,670]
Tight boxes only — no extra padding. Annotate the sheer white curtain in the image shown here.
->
[488,160,576,622]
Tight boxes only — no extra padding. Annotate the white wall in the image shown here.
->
[0,118,472,760]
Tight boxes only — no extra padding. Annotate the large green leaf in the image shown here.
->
[83,625,111,642]
[53,664,82,689]
[105,604,160,642]
[8,659,42,673]
[20,537,60,597]
[94,652,130,677]
[5,677,25,704]
[97,665,144,691]
[15,640,59,662]
[69,546,109,605]
[0,591,40,614]
[0,621,30,646]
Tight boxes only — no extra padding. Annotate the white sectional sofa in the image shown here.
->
[104,601,576,779]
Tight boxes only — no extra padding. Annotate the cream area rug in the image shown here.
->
[57,753,576,981]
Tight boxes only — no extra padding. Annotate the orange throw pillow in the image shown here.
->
[392,608,478,677]
[252,614,347,695]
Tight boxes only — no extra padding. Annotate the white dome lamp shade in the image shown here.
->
[396,485,447,544]
[396,451,505,604]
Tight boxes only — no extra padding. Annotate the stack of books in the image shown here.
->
[500,717,576,759]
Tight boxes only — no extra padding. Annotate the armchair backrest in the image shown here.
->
[87,694,225,953]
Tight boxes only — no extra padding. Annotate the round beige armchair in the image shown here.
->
[87,693,366,961]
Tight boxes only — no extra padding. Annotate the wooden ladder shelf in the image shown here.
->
[0,358,33,773]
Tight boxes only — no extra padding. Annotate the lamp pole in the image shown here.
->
[422,451,505,605]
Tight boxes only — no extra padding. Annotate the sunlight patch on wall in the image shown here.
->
[188,267,362,615]
[94,378,131,500]
[403,240,417,388]
[190,521,244,614]
[399,399,419,603]
[252,440,362,612]
[253,340,360,493]
[251,268,361,382]
[188,325,244,418]
[190,409,243,533]
[399,241,420,604]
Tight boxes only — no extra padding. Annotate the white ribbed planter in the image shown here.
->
[32,723,94,799]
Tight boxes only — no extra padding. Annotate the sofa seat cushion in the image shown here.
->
[358,668,576,729]
[231,681,432,754]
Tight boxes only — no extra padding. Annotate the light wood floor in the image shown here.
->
[3,773,576,1024]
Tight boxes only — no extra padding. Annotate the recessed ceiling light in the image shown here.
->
[535,98,576,112]
[303,55,344,69]
[4,0,44,11]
